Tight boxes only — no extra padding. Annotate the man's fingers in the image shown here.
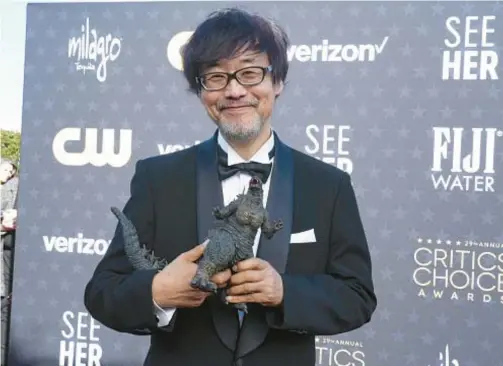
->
[226,282,262,296]
[180,240,209,261]
[211,269,232,285]
[226,293,260,304]
[233,258,267,272]
[189,289,210,301]
[229,270,263,286]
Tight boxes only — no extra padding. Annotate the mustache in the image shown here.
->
[217,100,258,111]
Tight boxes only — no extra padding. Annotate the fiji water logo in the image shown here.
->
[431,127,501,192]
[429,345,459,366]
[68,17,122,82]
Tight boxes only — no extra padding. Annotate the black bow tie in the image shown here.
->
[217,144,275,182]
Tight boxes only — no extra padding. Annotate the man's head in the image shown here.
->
[0,160,17,184]
[181,8,290,143]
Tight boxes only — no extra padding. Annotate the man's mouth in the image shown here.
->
[218,101,257,111]
[222,105,252,111]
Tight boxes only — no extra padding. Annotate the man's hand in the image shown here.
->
[225,258,283,307]
[152,240,231,308]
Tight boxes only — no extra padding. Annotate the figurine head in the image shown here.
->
[248,176,263,192]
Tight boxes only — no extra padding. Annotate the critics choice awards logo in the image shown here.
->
[304,124,353,175]
[431,127,502,192]
[413,238,503,306]
[442,15,498,80]
[315,336,365,366]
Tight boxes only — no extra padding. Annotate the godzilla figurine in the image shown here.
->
[110,175,283,313]
[190,175,283,312]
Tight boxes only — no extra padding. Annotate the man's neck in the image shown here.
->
[224,125,272,161]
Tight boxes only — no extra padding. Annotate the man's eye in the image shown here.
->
[207,74,225,80]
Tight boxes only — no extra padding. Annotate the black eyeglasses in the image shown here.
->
[196,65,273,91]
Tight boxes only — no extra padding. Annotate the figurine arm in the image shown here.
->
[261,213,283,239]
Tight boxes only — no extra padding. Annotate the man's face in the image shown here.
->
[0,163,15,183]
[198,50,283,142]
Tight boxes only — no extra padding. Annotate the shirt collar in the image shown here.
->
[217,129,275,166]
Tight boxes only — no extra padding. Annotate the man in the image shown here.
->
[84,8,376,366]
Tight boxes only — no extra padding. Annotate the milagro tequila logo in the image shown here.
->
[431,127,502,192]
[428,344,459,366]
[68,17,122,82]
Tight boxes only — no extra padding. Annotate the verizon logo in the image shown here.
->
[43,234,110,255]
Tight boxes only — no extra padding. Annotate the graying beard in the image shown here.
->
[218,117,264,142]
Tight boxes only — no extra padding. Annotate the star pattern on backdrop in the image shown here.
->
[9,1,503,366]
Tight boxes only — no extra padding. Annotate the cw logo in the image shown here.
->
[166,31,193,70]
[52,128,132,168]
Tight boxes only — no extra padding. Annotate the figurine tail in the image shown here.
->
[110,206,166,271]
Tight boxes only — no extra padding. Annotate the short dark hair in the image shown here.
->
[181,8,290,95]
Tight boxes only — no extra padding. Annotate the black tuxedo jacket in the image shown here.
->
[84,131,376,366]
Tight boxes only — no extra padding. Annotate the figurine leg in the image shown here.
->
[190,260,218,293]
[219,288,248,313]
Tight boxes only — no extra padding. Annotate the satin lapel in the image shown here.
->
[196,132,240,352]
[235,133,295,360]
[256,133,294,273]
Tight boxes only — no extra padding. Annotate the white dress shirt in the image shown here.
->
[154,131,275,327]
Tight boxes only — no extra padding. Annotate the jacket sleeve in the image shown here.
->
[83,159,177,334]
[266,171,377,335]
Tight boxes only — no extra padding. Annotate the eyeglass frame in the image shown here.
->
[195,65,273,91]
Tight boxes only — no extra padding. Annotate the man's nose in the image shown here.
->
[224,78,247,98]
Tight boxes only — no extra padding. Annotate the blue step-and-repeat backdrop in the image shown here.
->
[8,1,502,365]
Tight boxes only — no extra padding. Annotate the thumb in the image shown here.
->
[180,239,208,261]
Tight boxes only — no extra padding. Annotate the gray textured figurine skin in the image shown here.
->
[190,176,283,313]
[110,175,283,313]
[110,207,168,270]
